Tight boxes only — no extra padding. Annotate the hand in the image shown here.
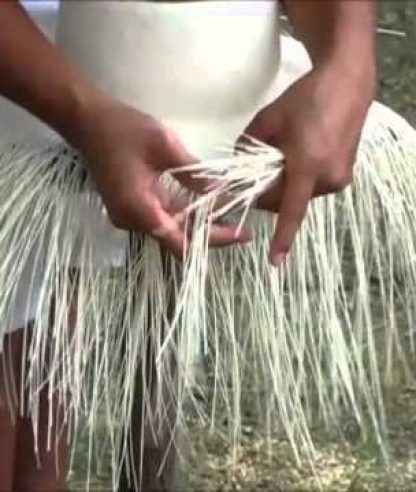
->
[70,96,251,259]
[243,64,375,265]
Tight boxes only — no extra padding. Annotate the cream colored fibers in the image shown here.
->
[1,101,416,488]
[1,2,415,489]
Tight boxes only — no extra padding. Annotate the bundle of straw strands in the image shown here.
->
[1,100,416,487]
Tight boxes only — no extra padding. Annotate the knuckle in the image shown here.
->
[147,123,169,151]
[158,125,178,149]
[276,241,291,255]
[325,167,353,193]
[153,125,188,167]
[165,128,179,146]
[308,149,333,170]
[306,138,340,167]
[245,111,270,139]
[152,221,172,240]
[305,143,353,194]
[107,197,135,230]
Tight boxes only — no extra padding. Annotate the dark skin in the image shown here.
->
[0,0,376,489]
[0,1,376,262]
[252,1,376,264]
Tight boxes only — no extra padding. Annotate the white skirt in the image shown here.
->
[1,0,305,332]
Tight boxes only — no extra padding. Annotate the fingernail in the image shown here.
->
[271,252,286,266]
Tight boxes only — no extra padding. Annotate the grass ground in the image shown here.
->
[378,1,416,124]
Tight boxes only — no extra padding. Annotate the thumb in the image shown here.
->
[161,131,213,196]
[238,101,284,147]
[238,112,272,149]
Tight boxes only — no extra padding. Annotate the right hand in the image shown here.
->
[69,96,251,259]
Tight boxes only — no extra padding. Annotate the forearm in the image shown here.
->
[0,1,102,144]
[282,0,376,83]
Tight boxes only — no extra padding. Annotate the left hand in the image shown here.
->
[241,63,376,266]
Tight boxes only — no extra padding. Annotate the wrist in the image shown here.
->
[54,79,108,150]
[314,54,377,105]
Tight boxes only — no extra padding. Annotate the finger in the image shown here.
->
[236,101,285,151]
[255,173,285,213]
[167,189,249,228]
[156,185,192,215]
[269,170,315,266]
[157,128,197,170]
[153,208,251,255]
[207,223,252,248]
[256,174,331,212]
[161,132,216,195]
[156,181,254,250]
[151,212,187,261]
[137,192,187,261]
[242,111,273,143]
[165,193,253,248]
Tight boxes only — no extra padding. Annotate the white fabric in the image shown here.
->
[56,1,281,157]
[0,1,312,332]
